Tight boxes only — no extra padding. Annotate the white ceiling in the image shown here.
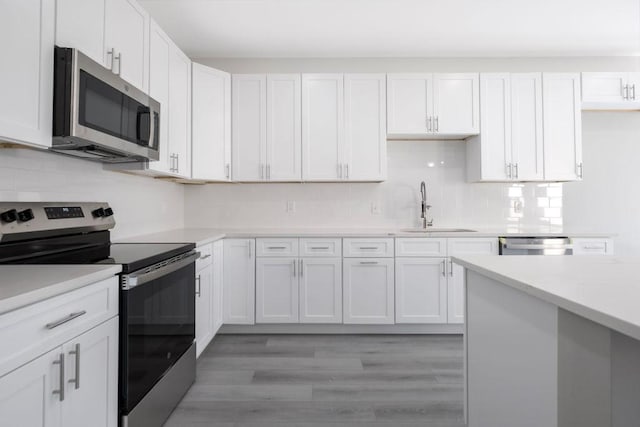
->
[139,0,640,58]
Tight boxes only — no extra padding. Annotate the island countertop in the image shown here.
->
[452,255,640,341]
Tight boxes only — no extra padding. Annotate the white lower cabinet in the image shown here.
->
[299,258,342,323]
[343,258,394,324]
[395,258,448,324]
[195,260,214,357]
[212,241,224,334]
[256,258,299,323]
[0,317,118,427]
[223,239,256,325]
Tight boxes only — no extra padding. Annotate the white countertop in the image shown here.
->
[117,227,614,246]
[0,265,122,315]
[452,255,640,341]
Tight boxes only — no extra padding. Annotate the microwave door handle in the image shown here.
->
[136,109,150,143]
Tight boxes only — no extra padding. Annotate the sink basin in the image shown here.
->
[401,228,477,233]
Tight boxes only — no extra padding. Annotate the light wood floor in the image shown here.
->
[165,334,465,427]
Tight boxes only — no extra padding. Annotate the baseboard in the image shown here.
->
[219,324,464,334]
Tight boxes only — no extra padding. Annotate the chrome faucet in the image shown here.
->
[420,181,433,228]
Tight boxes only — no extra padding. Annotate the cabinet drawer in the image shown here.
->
[196,243,214,271]
[573,238,613,256]
[395,238,447,257]
[256,238,299,257]
[0,277,118,377]
[447,238,498,255]
[299,238,342,257]
[343,238,394,258]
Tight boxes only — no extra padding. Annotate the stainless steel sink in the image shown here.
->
[401,228,477,233]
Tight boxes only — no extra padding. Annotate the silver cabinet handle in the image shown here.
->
[345,164,349,180]
[248,242,252,258]
[624,84,629,100]
[226,163,230,179]
[506,163,512,179]
[577,162,583,179]
[337,163,342,179]
[199,253,211,260]
[293,259,296,277]
[441,260,446,277]
[435,116,439,132]
[53,353,65,401]
[359,261,378,265]
[359,246,378,250]
[114,52,122,76]
[299,259,303,277]
[427,116,432,132]
[632,84,636,100]
[268,246,287,250]
[106,48,115,71]
[582,245,605,250]
[196,275,201,297]
[46,311,87,330]
[514,163,519,180]
[68,343,80,390]
[267,164,271,180]
[449,259,453,277]
[310,246,330,250]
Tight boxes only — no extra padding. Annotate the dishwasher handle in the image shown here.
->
[502,243,574,250]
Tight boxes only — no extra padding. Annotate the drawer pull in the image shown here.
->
[358,247,378,250]
[267,246,287,250]
[311,246,330,250]
[359,261,379,265]
[199,254,212,260]
[46,311,87,330]
[583,246,604,250]
[52,353,65,401]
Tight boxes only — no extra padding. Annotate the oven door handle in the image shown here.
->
[121,251,199,290]
[502,243,573,250]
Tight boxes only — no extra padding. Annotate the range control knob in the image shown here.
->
[92,208,105,218]
[103,207,114,217]
[0,209,18,223]
[17,209,34,222]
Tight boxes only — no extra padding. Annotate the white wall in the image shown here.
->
[0,147,184,240]
[564,112,640,255]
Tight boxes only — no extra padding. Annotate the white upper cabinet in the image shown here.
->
[232,74,267,181]
[267,74,302,181]
[511,73,544,181]
[192,64,231,181]
[432,73,480,136]
[581,72,640,110]
[56,0,149,92]
[0,0,54,148]
[343,74,387,181]
[302,74,345,181]
[168,46,192,177]
[387,73,479,139]
[543,73,583,181]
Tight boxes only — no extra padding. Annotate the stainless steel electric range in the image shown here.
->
[0,202,197,427]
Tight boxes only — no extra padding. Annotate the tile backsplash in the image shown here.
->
[185,140,562,229]
[0,147,185,240]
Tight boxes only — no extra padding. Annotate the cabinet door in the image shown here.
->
[192,64,232,181]
[448,238,498,324]
[256,258,299,323]
[395,258,447,324]
[233,74,267,181]
[55,0,106,66]
[0,0,54,148]
[61,317,118,427]
[302,74,344,181]
[344,74,387,181]
[147,20,171,174]
[511,73,544,181]
[386,74,431,136]
[0,347,61,427]
[581,72,628,105]
[543,73,583,181]
[168,47,192,178]
[433,73,479,136]
[223,239,256,325]
[476,73,512,181]
[195,265,213,357]
[212,241,224,334]
[343,258,394,324]
[267,74,302,181]
[299,258,342,324]
[104,0,149,91]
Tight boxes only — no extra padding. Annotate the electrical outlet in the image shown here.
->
[371,202,381,215]
[513,200,523,214]
[286,201,296,213]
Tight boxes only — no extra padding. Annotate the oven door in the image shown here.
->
[119,251,197,415]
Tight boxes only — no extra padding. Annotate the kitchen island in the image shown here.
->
[452,255,640,427]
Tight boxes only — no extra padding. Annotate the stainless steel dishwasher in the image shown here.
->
[499,237,573,255]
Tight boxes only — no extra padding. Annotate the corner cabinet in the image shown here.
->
[192,64,232,181]
[223,239,256,325]
[0,0,54,148]
[387,73,479,139]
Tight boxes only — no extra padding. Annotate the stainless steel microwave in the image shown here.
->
[51,47,160,163]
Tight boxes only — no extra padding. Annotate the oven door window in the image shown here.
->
[78,70,151,146]
[121,262,195,412]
